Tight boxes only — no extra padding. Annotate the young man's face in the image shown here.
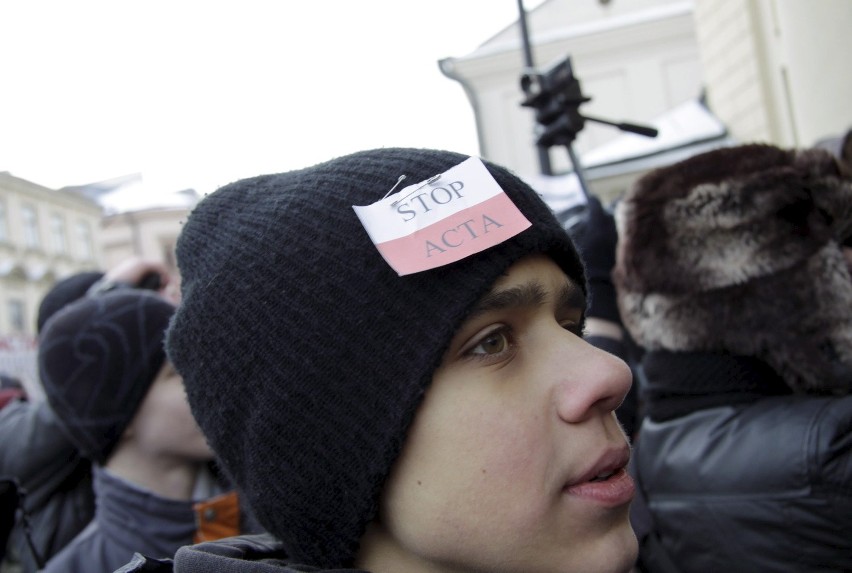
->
[359,254,637,573]
[129,361,213,462]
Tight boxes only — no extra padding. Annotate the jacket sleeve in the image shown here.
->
[0,399,95,570]
[0,400,82,505]
[635,395,852,571]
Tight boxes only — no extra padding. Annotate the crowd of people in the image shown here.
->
[0,259,258,573]
[0,137,850,573]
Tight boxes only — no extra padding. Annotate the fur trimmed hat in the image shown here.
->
[614,143,852,394]
[166,147,584,568]
[39,290,176,463]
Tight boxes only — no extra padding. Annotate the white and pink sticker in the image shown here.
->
[353,157,531,276]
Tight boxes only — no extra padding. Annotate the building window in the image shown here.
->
[8,299,25,333]
[0,200,8,242]
[50,213,67,255]
[76,220,94,260]
[22,205,40,249]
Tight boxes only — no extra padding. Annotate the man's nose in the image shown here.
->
[552,338,633,424]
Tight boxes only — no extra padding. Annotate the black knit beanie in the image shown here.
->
[167,147,585,568]
[36,271,104,333]
[39,290,176,464]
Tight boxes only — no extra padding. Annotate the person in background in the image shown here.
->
[613,143,852,572]
[38,290,238,573]
[121,147,638,572]
[0,258,172,573]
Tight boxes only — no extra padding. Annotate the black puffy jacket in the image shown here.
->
[0,399,94,572]
[634,395,852,572]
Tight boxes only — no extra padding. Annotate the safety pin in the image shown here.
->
[381,175,407,200]
[390,174,441,206]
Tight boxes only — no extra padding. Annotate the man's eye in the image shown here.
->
[469,330,509,356]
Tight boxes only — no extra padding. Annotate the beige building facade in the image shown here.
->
[62,174,196,275]
[693,0,852,148]
[0,173,194,395]
[101,207,185,271]
[441,0,705,180]
[0,171,103,338]
[99,204,193,300]
[441,0,851,202]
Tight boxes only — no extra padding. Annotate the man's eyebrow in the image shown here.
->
[467,279,586,321]
[556,281,586,314]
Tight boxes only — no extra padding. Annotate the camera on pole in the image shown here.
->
[520,57,590,148]
[521,55,660,152]
[514,0,658,208]
[519,53,659,203]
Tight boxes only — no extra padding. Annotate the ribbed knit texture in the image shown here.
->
[39,290,175,463]
[166,147,585,568]
[641,350,792,421]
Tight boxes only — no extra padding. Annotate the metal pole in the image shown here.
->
[566,144,591,201]
[517,0,553,175]
[517,0,534,68]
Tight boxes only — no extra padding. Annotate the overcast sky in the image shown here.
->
[0,1,546,195]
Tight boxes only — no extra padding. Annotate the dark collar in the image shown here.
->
[640,350,791,422]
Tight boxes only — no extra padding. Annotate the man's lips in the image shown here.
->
[563,447,635,507]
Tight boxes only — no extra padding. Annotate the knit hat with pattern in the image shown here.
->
[166,147,585,568]
[39,290,175,463]
[36,271,104,333]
